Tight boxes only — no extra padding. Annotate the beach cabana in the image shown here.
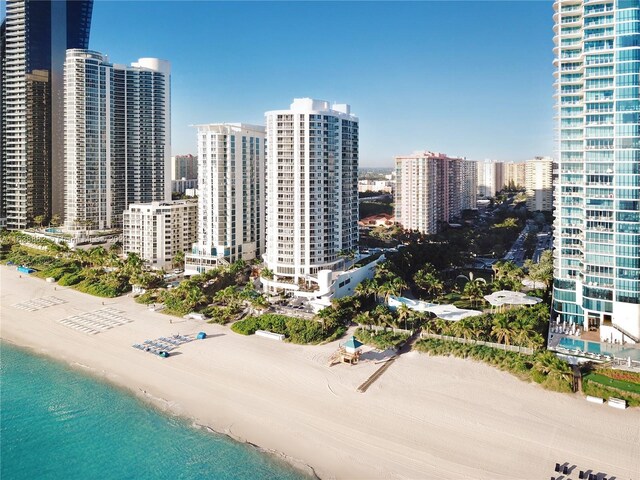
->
[197,331,207,340]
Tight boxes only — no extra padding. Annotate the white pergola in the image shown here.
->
[483,290,542,312]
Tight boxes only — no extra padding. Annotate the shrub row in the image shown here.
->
[231,313,341,345]
[355,328,409,350]
[414,338,573,393]
[582,379,640,408]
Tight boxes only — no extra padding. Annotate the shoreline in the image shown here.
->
[1,265,639,480]
[0,337,318,479]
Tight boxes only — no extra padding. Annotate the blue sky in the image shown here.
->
[88,0,555,167]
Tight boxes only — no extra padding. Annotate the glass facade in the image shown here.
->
[0,0,93,229]
[553,0,640,341]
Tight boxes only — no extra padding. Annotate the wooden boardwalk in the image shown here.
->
[356,330,421,393]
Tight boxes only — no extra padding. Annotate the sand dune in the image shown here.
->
[1,266,638,480]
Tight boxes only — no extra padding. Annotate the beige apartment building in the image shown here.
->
[123,200,197,270]
[525,156,553,212]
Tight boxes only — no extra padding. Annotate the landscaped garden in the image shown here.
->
[582,369,640,407]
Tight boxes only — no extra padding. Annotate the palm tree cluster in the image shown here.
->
[524,250,554,300]
[354,261,408,307]
[491,260,524,291]
[425,303,548,350]
[157,261,260,319]
[413,264,444,300]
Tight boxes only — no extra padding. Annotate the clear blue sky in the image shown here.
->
[88,0,555,167]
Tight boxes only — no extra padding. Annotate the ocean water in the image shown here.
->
[0,342,309,480]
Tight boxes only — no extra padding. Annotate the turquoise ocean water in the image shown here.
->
[0,342,308,480]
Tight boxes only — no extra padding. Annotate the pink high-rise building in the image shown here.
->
[395,151,476,235]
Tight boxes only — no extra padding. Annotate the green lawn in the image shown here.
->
[584,373,640,395]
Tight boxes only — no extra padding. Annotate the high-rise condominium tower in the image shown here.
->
[525,156,554,212]
[264,98,358,285]
[553,0,640,343]
[477,160,504,198]
[503,161,527,190]
[185,124,265,274]
[0,0,93,229]
[63,50,171,231]
[171,154,198,181]
[395,152,476,234]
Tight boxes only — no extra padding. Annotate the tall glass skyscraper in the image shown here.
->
[553,0,640,343]
[0,0,93,229]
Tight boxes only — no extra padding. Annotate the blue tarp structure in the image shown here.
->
[197,332,207,340]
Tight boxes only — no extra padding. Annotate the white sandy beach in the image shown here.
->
[1,265,639,480]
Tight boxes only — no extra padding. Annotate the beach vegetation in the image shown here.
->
[231,313,344,344]
[583,372,640,395]
[582,376,640,407]
[421,303,548,350]
[134,290,160,305]
[354,327,409,350]
[414,339,573,393]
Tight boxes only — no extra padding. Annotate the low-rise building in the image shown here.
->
[358,179,393,194]
[172,178,198,194]
[123,200,197,270]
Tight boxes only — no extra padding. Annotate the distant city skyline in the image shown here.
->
[82,1,555,167]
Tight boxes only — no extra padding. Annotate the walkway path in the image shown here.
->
[357,330,421,393]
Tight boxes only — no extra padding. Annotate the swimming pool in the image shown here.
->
[557,337,640,361]
[558,337,601,354]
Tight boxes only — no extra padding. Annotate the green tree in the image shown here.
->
[34,215,45,228]
[49,214,61,227]
[261,267,274,280]
[533,351,572,382]
[463,280,485,307]
[172,250,185,270]
[89,246,107,267]
[491,314,514,345]
[413,265,444,299]
[396,304,412,330]
[524,250,554,298]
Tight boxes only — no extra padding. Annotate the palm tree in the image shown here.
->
[373,305,394,330]
[414,267,444,299]
[390,276,408,298]
[172,250,185,270]
[355,278,377,302]
[511,316,534,347]
[74,248,91,268]
[89,246,107,267]
[434,318,451,336]
[491,315,514,345]
[396,304,412,331]
[533,351,572,380]
[356,310,375,330]
[463,280,484,307]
